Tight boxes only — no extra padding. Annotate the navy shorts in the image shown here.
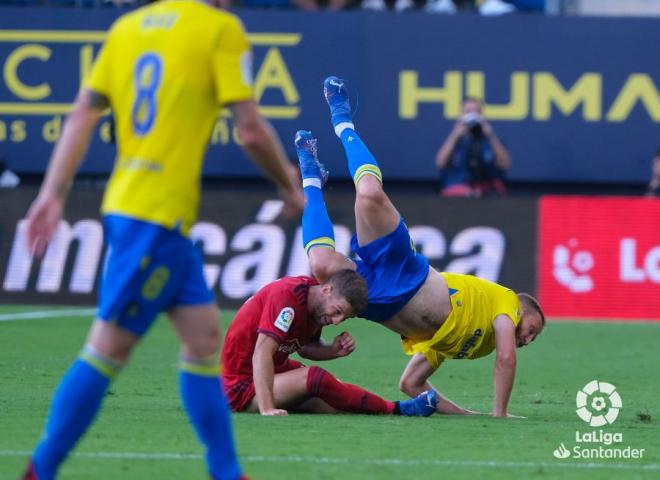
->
[353,219,429,322]
[97,214,214,336]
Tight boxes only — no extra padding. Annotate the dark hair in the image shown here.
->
[327,269,369,317]
[463,97,483,105]
[518,292,545,326]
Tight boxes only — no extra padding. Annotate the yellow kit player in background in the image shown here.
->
[22,1,302,479]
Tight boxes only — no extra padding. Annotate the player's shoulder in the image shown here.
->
[268,275,317,292]
[103,2,153,39]
[181,1,245,30]
[446,271,510,289]
[265,276,317,303]
[203,3,243,22]
[110,1,241,32]
[109,1,156,28]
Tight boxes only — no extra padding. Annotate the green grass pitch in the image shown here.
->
[0,305,658,480]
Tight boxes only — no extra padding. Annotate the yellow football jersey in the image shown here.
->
[86,0,253,233]
[402,272,521,369]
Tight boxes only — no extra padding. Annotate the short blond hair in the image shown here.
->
[518,292,545,326]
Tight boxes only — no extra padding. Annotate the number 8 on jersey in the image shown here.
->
[132,52,163,136]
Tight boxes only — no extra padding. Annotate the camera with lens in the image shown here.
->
[461,112,483,136]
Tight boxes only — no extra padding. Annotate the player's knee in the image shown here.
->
[306,365,324,380]
[87,342,133,364]
[306,365,329,395]
[182,325,221,360]
[87,321,138,364]
[398,372,417,396]
[356,176,387,206]
[85,342,132,366]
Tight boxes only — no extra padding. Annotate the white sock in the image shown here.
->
[302,178,322,189]
[334,122,355,137]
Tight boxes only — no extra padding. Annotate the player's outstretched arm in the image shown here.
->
[252,333,288,416]
[230,100,304,217]
[26,88,106,256]
[298,332,356,361]
[492,314,520,418]
[399,353,477,415]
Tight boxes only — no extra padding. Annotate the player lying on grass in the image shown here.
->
[221,270,438,416]
[293,76,546,418]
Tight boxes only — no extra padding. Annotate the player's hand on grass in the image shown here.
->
[492,411,526,419]
[436,399,480,415]
[331,332,356,358]
[261,408,288,416]
[25,193,64,257]
[461,408,484,415]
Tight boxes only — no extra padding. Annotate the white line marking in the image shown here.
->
[0,451,657,471]
[0,309,95,322]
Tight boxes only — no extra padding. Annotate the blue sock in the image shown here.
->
[339,128,383,185]
[302,185,335,254]
[179,358,241,480]
[33,348,119,480]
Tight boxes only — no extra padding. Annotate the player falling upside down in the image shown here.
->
[222,270,438,417]
[294,76,546,418]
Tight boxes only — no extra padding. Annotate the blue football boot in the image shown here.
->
[323,76,354,129]
[294,130,329,186]
[399,390,438,417]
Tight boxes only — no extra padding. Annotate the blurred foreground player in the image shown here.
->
[295,76,545,418]
[222,271,438,417]
[21,1,303,479]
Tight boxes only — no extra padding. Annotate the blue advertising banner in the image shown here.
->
[0,8,658,183]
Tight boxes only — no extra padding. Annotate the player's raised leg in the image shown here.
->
[323,77,400,246]
[169,304,243,480]
[25,321,135,480]
[295,130,356,282]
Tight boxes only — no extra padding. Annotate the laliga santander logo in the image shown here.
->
[552,380,644,460]
[552,443,571,459]
[553,239,595,293]
[576,380,622,427]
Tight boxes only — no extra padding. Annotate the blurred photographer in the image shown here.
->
[646,147,660,197]
[435,98,511,197]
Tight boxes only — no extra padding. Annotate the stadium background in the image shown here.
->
[0,4,659,480]
[1,7,659,320]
